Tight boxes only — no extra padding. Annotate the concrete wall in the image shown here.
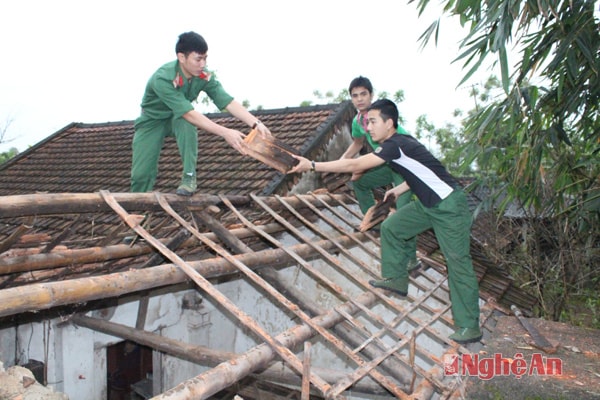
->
[0,269,322,399]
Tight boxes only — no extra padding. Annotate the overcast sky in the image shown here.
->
[0,0,497,153]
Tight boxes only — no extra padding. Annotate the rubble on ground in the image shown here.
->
[0,362,68,400]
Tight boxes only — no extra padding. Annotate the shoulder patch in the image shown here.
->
[375,147,382,153]
[173,72,183,89]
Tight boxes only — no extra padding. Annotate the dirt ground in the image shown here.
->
[464,316,600,399]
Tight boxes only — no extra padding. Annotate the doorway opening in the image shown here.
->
[107,340,153,399]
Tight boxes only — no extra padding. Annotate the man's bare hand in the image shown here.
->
[384,181,410,202]
[288,155,311,174]
[256,122,273,140]
[350,171,364,181]
[383,189,397,203]
[222,129,247,155]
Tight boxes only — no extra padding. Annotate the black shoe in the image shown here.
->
[122,235,144,244]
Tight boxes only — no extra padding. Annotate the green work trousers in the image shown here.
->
[353,164,418,263]
[380,189,480,329]
[130,117,197,192]
[353,164,408,214]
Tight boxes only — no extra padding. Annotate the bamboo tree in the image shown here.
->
[411,0,600,322]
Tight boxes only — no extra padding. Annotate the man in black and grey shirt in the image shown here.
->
[289,99,482,344]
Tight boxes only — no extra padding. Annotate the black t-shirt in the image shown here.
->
[374,134,460,208]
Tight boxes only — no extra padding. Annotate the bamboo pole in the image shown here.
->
[73,314,234,366]
[152,290,382,400]
[0,192,246,218]
[0,192,347,218]
[73,298,390,397]
[102,191,335,396]
[0,223,285,276]
[0,234,365,318]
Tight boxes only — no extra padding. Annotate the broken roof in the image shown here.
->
[0,102,538,399]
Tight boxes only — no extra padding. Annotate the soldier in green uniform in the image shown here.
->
[130,31,271,195]
[341,76,419,269]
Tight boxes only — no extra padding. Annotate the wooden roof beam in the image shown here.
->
[72,314,390,397]
[0,223,285,276]
[0,192,348,218]
[0,233,366,318]
[152,289,388,400]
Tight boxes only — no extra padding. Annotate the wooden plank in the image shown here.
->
[243,129,299,173]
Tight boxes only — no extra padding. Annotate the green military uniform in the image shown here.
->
[351,113,411,214]
[130,60,233,193]
[375,133,480,331]
[351,113,418,266]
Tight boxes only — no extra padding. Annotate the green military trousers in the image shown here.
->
[353,164,418,265]
[379,189,480,329]
[353,163,409,214]
[130,117,197,193]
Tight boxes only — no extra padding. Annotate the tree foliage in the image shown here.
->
[0,147,19,165]
[412,0,599,321]
[0,118,19,165]
[309,88,408,123]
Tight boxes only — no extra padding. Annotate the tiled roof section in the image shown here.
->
[0,102,355,196]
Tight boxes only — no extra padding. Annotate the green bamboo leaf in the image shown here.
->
[529,85,539,109]
[521,46,532,71]
[554,123,572,146]
[458,56,485,86]
[417,20,440,48]
[442,0,456,13]
[499,46,510,94]
[454,0,473,14]
[574,36,597,67]
[454,35,489,63]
